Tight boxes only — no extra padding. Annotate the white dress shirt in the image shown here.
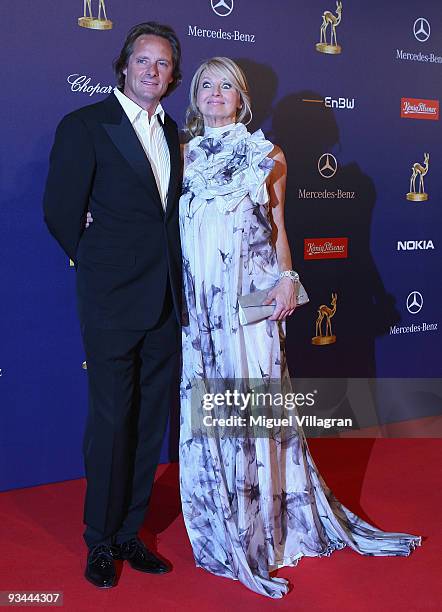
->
[113,87,170,210]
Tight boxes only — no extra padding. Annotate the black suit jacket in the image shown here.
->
[43,93,182,330]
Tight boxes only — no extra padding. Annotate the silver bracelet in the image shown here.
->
[279,270,300,283]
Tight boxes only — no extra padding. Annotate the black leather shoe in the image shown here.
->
[116,537,170,574]
[85,544,117,588]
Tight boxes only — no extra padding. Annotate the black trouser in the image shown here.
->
[81,290,179,549]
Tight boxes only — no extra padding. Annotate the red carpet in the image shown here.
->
[0,439,439,611]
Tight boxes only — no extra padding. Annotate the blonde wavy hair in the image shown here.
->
[185,57,252,137]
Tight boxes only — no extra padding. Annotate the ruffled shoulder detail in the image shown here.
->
[183,124,275,214]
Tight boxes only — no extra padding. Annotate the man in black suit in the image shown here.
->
[43,22,182,588]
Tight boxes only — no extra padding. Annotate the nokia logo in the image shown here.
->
[397,240,434,251]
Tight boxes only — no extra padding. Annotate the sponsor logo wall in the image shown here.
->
[0,0,441,490]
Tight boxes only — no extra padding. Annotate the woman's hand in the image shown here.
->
[85,211,94,228]
[263,277,297,320]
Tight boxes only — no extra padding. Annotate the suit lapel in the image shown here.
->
[101,95,163,212]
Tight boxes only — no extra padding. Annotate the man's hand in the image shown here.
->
[263,278,297,321]
[85,211,94,228]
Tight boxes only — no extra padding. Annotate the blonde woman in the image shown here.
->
[178,57,420,598]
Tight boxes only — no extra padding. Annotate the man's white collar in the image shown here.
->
[113,87,165,125]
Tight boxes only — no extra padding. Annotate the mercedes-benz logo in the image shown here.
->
[211,0,234,17]
[413,18,430,42]
[406,291,424,315]
[318,153,338,179]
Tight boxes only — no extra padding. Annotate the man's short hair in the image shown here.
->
[113,21,182,96]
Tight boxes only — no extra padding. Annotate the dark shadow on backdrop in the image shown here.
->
[271,91,400,382]
[234,58,278,132]
[269,92,401,513]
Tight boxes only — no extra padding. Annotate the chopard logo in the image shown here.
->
[67,74,113,96]
[304,238,348,259]
[401,98,439,120]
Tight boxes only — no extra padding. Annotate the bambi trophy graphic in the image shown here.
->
[406,153,429,201]
[312,293,337,345]
[316,1,342,54]
[78,0,113,30]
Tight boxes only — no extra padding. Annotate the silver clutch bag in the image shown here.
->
[238,282,309,325]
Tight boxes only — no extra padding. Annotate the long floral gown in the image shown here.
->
[178,122,421,599]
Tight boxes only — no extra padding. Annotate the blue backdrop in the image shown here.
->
[1,0,441,491]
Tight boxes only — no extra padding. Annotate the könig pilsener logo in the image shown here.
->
[316,1,342,54]
[78,0,113,30]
